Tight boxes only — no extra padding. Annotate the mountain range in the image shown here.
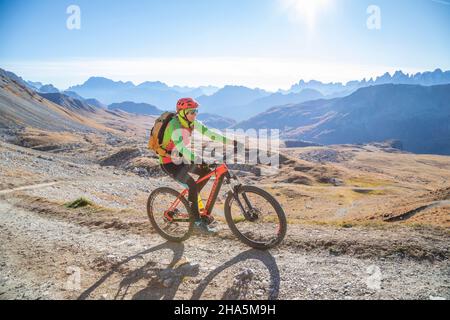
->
[195,85,271,120]
[66,77,220,109]
[231,88,324,121]
[0,68,240,131]
[62,69,450,121]
[195,87,324,121]
[286,69,450,96]
[2,67,450,155]
[106,101,236,129]
[235,84,450,155]
[108,101,163,116]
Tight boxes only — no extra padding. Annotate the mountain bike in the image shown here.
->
[147,162,287,250]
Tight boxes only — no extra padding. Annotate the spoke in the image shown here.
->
[230,192,281,244]
[150,191,191,238]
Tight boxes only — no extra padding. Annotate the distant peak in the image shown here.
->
[223,85,245,89]
[83,77,115,85]
[74,77,135,89]
[86,76,112,82]
[38,84,60,93]
[137,81,169,89]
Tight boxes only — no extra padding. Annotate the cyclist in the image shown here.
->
[159,98,237,234]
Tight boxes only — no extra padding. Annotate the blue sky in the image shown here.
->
[0,0,449,90]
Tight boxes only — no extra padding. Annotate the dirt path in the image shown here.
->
[385,200,450,222]
[0,182,60,195]
[0,199,448,300]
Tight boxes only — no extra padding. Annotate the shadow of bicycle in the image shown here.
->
[78,242,280,300]
[191,249,280,300]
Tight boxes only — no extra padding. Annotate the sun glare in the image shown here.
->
[279,0,332,29]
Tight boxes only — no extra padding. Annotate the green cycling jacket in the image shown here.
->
[159,114,230,164]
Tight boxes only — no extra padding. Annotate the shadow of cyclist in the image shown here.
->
[123,253,201,300]
[79,244,280,300]
[190,249,280,300]
[78,242,186,300]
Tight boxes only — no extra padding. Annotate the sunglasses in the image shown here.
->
[186,109,198,115]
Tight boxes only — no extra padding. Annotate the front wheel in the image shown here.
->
[224,185,287,250]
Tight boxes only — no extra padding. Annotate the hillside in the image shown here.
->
[108,101,164,115]
[40,92,99,114]
[0,71,104,133]
[0,70,158,153]
[197,113,237,129]
[230,89,324,121]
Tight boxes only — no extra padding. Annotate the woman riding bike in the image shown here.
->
[159,98,237,235]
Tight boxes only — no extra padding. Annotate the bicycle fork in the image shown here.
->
[227,175,258,222]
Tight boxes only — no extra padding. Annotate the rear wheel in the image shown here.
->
[147,187,194,242]
[224,185,287,250]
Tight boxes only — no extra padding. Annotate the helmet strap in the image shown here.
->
[178,110,193,128]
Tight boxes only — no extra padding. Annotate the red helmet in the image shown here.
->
[176,98,199,113]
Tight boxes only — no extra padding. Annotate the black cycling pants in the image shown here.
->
[161,162,212,220]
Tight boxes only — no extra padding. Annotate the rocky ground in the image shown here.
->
[0,195,448,300]
[0,140,449,300]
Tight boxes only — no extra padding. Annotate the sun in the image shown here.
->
[279,0,332,29]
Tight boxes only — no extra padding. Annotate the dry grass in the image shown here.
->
[346,177,393,188]
[267,145,450,228]
[18,128,83,148]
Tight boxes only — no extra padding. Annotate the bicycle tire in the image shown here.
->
[224,185,287,250]
[147,187,194,242]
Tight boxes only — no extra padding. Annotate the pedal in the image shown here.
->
[202,215,216,226]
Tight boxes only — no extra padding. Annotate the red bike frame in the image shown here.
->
[164,163,231,221]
